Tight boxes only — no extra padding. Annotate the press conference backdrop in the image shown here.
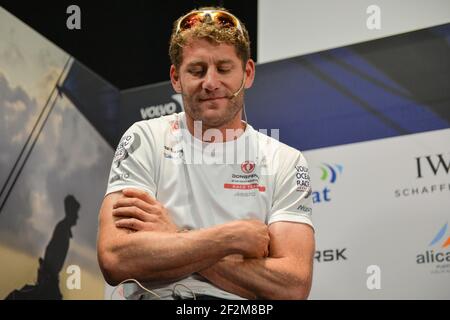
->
[1,5,449,299]
[0,7,114,299]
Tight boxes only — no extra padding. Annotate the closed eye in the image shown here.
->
[218,68,231,74]
[188,68,205,77]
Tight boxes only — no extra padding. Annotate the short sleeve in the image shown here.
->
[105,122,157,198]
[269,148,314,231]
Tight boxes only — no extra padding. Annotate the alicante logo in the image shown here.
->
[429,223,450,249]
[416,223,450,273]
[312,163,343,204]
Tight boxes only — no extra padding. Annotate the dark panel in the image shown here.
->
[0,0,258,90]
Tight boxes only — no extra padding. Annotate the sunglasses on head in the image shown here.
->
[176,10,243,35]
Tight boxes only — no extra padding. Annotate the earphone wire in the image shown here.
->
[243,103,248,124]
[109,278,200,300]
[172,283,197,300]
[109,278,161,300]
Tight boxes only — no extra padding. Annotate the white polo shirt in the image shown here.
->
[105,112,313,299]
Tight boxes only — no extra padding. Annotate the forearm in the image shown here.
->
[99,225,236,285]
[98,191,272,287]
[199,256,312,300]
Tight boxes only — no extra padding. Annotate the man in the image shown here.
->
[6,195,80,300]
[97,7,314,300]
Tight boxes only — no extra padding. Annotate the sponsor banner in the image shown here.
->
[120,84,183,135]
[307,128,450,299]
[245,24,450,152]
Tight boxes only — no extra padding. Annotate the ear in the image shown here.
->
[244,59,255,89]
[170,65,182,93]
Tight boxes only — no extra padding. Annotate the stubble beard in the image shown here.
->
[183,94,244,129]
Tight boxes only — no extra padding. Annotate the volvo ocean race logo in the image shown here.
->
[140,94,183,120]
[113,132,141,168]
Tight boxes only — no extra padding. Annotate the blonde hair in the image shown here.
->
[169,7,251,70]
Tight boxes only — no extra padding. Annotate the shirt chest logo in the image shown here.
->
[241,160,255,174]
[225,161,266,194]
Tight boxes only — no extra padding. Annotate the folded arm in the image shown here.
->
[97,189,269,286]
[198,221,315,300]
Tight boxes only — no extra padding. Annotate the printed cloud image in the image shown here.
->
[0,7,115,299]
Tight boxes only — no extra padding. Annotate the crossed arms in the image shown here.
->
[97,188,315,299]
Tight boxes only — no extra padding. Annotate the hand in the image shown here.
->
[230,220,270,259]
[112,188,178,233]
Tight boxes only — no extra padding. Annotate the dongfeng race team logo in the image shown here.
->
[241,161,255,174]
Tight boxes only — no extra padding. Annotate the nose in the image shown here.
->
[202,69,220,92]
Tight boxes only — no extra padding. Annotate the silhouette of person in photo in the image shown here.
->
[5,195,80,300]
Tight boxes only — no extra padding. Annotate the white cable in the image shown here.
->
[110,278,200,300]
[243,103,248,124]
[110,278,161,300]
[172,283,197,300]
